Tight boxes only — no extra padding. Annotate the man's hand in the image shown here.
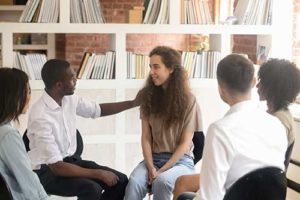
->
[96,170,119,187]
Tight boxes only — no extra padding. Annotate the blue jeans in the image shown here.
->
[124,153,195,200]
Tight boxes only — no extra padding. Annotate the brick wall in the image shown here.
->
[56,34,112,72]
[101,0,143,23]
[126,34,204,55]
[232,35,257,63]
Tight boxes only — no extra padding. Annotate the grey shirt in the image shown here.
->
[0,123,48,200]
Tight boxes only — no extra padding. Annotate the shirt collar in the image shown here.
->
[42,91,61,110]
[225,100,258,117]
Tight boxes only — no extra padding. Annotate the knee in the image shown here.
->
[152,175,172,192]
[82,181,103,199]
[119,173,129,185]
[175,175,188,190]
[116,173,129,189]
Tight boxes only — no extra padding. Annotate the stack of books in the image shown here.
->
[143,0,169,24]
[13,51,47,80]
[77,51,115,79]
[234,0,273,25]
[19,0,59,23]
[70,0,105,23]
[181,0,213,24]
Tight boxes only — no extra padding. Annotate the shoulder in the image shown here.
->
[0,124,20,144]
[274,109,293,125]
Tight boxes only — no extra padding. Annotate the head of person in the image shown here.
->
[0,68,30,124]
[257,58,300,113]
[41,59,77,96]
[216,54,255,105]
[139,46,190,128]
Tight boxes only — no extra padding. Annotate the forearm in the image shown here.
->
[159,143,190,173]
[100,100,135,116]
[142,140,154,170]
[48,161,97,178]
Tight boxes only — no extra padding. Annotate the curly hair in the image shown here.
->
[258,58,300,112]
[0,68,29,124]
[139,46,191,129]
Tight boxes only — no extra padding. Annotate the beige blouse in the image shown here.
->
[274,109,295,146]
[140,94,202,156]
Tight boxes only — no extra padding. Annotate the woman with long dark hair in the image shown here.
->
[0,68,48,200]
[125,46,202,200]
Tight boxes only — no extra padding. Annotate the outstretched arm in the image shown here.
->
[99,90,142,116]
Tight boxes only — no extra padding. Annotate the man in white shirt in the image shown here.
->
[174,54,287,200]
[27,59,139,200]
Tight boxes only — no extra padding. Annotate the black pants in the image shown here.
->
[34,156,128,200]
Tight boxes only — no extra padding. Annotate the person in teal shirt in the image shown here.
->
[0,68,48,200]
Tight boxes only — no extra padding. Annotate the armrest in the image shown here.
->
[287,158,300,193]
[290,159,300,167]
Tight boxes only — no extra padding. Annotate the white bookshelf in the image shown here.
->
[1,0,293,175]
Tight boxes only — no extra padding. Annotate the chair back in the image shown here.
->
[223,167,286,200]
[192,131,205,165]
[0,172,13,200]
[22,129,30,152]
[284,141,295,170]
[23,129,84,157]
[75,129,83,156]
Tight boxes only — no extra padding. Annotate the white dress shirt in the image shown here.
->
[27,92,101,170]
[195,100,287,200]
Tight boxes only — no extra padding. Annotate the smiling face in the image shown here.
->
[149,55,173,89]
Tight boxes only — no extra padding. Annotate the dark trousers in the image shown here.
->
[34,156,128,200]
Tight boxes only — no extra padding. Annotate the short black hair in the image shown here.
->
[0,68,29,123]
[41,59,70,89]
[217,54,254,94]
[258,58,300,111]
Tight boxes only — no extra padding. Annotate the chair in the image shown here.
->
[176,167,286,200]
[223,167,286,200]
[284,141,295,170]
[23,129,84,157]
[287,159,300,192]
[0,171,13,200]
[192,131,205,165]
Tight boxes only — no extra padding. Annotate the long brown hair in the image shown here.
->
[139,46,191,128]
[0,68,29,124]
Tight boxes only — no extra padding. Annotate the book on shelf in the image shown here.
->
[19,0,59,23]
[127,51,150,79]
[143,0,169,24]
[181,0,212,24]
[234,0,273,25]
[181,50,220,78]
[77,51,115,80]
[13,51,47,80]
[70,0,105,23]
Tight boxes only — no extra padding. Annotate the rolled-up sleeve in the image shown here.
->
[76,96,101,118]
[27,117,63,169]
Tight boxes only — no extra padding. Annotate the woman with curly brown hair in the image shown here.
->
[257,58,300,169]
[124,46,202,200]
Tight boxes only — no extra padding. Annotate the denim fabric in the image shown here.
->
[125,153,195,200]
